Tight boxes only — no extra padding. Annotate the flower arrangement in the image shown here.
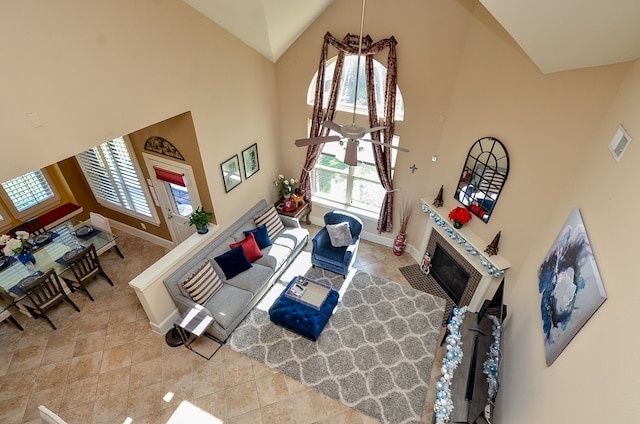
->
[0,231,30,256]
[448,206,471,229]
[274,174,298,198]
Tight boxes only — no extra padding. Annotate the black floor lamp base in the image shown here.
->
[165,328,184,347]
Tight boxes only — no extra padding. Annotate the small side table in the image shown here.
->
[174,307,221,360]
[274,198,312,225]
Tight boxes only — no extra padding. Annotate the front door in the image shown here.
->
[143,153,201,245]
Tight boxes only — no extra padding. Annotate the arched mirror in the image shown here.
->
[454,137,509,223]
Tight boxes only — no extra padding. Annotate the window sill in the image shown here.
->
[311,197,379,223]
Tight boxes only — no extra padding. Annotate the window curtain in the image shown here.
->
[300,32,398,233]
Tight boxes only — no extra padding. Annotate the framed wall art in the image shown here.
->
[537,208,607,365]
[242,143,260,179]
[221,154,242,193]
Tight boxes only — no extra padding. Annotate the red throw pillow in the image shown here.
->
[229,232,263,263]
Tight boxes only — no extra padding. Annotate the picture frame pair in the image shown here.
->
[220,143,260,193]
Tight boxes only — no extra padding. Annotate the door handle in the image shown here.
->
[166,208,174,219]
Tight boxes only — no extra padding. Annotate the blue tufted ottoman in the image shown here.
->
[269,277,339,341]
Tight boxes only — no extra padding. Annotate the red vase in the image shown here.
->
[393,233,407,256]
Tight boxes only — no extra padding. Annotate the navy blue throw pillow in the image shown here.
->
[243,224,272,249]
[214,246,252,279]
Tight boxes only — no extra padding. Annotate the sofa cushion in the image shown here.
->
[229,233,263,263]
[255,227,309,271]
[214,246,252,279]
[224,263,274,294]
[203,284,254,330]
[254,206,285,240]
[243,224,272,249]
[326,221,352,247]
[181,260,222,305]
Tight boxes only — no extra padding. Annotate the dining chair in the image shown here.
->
[60,244,114,302]
[0,306,24,331]
[38,405,68,424]
[11,216,47,237]
[20,268,80,330]
[89,212,124,258]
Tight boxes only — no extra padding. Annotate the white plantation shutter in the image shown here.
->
[77,136,153,219]
[1,171,54,212]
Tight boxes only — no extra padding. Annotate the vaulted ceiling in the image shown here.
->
[182,0,640,74]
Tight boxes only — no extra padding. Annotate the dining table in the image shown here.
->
[0,218,118,309]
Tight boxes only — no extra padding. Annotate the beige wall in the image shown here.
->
[277,1,635,422]
[4,0,640,421]
[0,0,281,232]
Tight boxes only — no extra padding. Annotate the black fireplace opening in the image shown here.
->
[430,243,470,305]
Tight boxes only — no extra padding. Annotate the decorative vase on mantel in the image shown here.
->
[453,220,464,229]
[393,232,407,256]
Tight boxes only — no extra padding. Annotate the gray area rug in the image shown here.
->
[226,266,445,423]
[399,263,456,325]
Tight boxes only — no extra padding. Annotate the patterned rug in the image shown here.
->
[399,263,455,325]
[226,266,445,424]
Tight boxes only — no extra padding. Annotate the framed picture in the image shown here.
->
[242,143,260,179]
[220,154,242,193]
[538,208,607,365]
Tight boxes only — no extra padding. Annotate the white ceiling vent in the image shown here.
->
[609,125,632,162]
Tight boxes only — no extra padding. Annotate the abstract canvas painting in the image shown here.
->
[538,208,607,365]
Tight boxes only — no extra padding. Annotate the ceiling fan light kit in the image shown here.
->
[294,0,408,167]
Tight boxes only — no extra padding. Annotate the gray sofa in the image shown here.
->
[163,199,308,342]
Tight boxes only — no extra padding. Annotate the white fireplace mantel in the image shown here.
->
[419,198,511,311]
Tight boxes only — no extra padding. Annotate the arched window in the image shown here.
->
[306,55,405,213]
[307,56,404,121]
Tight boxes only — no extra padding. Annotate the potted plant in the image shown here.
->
[188,206,213,234]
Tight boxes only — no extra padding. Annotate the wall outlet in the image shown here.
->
[140,223,146,230]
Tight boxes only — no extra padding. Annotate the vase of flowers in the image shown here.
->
[275,174,298,199]
[1,231,36,264]
[448,206,471,229]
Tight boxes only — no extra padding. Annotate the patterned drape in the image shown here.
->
[299,32,398,233]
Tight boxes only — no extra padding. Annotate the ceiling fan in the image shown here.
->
[294,0,409,166]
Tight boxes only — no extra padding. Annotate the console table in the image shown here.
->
[434,308,502,424]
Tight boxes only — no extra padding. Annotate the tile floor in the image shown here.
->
[0,223,443,424]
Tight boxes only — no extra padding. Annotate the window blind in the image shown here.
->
[153,166,186,187]
[1,171,54,212]
[76,136,152,218]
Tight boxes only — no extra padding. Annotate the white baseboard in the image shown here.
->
[109,220,174,249]
[308,213,420,262]
[149,308,181,335]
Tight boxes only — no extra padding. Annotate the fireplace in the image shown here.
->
[419,198,511,312]
[425,229,483,309]
[430,244,470,305]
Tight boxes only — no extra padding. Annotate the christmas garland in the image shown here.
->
[433,306,468,424]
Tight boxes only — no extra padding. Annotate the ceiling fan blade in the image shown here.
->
[362,138,410,152]
[295,135,341,147]
[364,126,386,134]
[321,120,343,133]
[344,140,359,166]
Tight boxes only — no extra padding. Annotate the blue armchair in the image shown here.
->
[311,211,363,277]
